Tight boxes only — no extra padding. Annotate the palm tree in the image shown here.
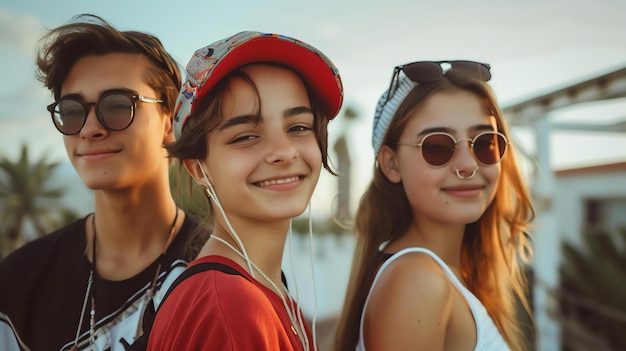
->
[559,228,626,350]
[0,144,76,257]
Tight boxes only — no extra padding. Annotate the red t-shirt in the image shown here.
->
[147,255,315,350]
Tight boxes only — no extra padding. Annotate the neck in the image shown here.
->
[92,185,178,248]
[199,217,290,288]
[389,218,466,267]
[87,188,181,280]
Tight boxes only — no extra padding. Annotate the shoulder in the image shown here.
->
[157,258,266,321]
[150,260,276,349]
[0,218,85,277]
[369,251,453,313]
[175,262,267,312]
[0,218,87,349]
[364,250,454,349]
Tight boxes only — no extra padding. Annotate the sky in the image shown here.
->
[1,0,626,215]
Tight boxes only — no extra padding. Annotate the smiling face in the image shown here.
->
[60,53,174,191]
[194,64,322,224]
[379,89,501,226]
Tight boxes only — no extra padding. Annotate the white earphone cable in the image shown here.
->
[196,160,310,350]
[196,160,255,277]
[306,203,318,351]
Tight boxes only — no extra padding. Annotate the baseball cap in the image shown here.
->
[372,75,416,156]
[173,31,344,138]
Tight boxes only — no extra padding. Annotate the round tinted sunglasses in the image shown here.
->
[398,131,508,167]
[384,60,491,105]
[47,89,163,135]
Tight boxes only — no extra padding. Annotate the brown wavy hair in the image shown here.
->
[35,14,181,114]
[335,69,535,351]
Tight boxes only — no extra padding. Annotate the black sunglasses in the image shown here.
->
[47,89,163,135]
[398,131,508,167]
[384,60,491,105]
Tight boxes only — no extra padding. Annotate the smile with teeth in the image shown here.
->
[256,176,301,187]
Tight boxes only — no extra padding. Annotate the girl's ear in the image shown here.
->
[378,145,402,183]
[182,159,212,187]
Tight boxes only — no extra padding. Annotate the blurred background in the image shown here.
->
[1,1,625,350]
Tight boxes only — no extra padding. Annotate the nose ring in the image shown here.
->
[456,167,478,180]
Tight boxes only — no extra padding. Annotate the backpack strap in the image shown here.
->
[161,262,249,303]
[128,262,248,350]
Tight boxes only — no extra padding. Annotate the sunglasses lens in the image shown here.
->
[99,94,134,131]
[402,62,444,83]
[52,100,86,135]
[450,61,492,81]
[474,133,506,164]
[401,61,491,85]
[421,134,456,166]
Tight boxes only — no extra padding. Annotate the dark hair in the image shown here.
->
[36,14,181,113]
[335,69,535,351]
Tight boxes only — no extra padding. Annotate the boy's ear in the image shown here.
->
[163,112,175,145]
[378,145,402,183]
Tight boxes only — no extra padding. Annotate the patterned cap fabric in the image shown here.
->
[372,74,416,156]
[173,31,344,139]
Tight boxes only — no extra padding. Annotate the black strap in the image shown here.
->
[127,262,248,351]
[164,262,249,303]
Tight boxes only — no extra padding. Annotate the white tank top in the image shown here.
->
[356,247,510,351]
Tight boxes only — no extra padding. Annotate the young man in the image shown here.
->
[0,14,202,351]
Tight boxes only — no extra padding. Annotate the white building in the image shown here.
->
[503,66,626,351]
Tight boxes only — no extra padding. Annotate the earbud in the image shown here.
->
[202,186,212,198]
[196,159,215,197]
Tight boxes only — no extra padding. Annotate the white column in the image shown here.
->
[532,116,561,351]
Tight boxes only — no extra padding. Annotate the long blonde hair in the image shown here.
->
[335,69,535,351]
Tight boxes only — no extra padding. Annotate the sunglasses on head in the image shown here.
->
[47,89,163,135]
[398,130,508,167]
[384,60,491,105]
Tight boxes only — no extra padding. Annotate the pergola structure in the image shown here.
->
[502,66,626,351]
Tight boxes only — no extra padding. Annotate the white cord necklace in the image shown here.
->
[211,235,311,351]
[73,270,93,350]
[71,209,179,350]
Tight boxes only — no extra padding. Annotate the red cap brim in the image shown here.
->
[195,36,343,120]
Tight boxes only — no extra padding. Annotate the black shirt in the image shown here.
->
[0,214,199,351]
